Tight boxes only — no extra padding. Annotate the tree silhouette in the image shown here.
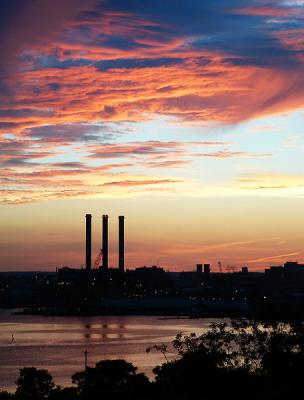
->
[153,320,304,399]
[15,368,55,400]
[48,386,78,400]
[0,391,14,400]
[9,320,304,400]
[72,359,150,399]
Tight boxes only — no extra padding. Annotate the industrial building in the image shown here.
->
[2,213,304,319]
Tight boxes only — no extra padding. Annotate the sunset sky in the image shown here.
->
[1,0,304,271]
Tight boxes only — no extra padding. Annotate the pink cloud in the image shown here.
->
[194,150,272,159]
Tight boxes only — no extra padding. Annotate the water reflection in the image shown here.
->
[83,322,127,341]
[0,310,223,392]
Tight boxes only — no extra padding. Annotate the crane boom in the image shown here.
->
[218,261,223,273]
[93,249,103,269]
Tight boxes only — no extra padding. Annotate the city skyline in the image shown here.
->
[1,1,304,271]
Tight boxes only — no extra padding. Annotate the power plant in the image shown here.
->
[2,210,304,321]
[85,214,125,271]
[5,212,304,319]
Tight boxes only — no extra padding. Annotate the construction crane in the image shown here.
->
[93,249,103,269]
[218,261,223,273]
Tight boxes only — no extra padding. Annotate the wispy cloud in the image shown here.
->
[1,0,304,133]
[0,139,57,167]
[247,252,301,264]
[195,150,272,159]
[88,141,185,158]
[23,123,122,143]
[240,173,304,190]
[1,0,304,206]
[101,178,181,187]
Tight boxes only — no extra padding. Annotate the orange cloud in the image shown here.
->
[101,179,181,187]
[2,55,303,141]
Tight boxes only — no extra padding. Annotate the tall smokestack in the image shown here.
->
[119,216,125,272]
[102,215,109,269]
[85,214,92,271]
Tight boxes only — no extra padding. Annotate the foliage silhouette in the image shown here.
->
[152,320,304,399]
[72,359,150,400]
[48,387,78,400]
[6,320,304,400]
[15,368,55,400]
[0,391,14,400]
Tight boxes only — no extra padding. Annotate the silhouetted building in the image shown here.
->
[196,264,203,274]
[204,264,211,276]
[8,213,304,318]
